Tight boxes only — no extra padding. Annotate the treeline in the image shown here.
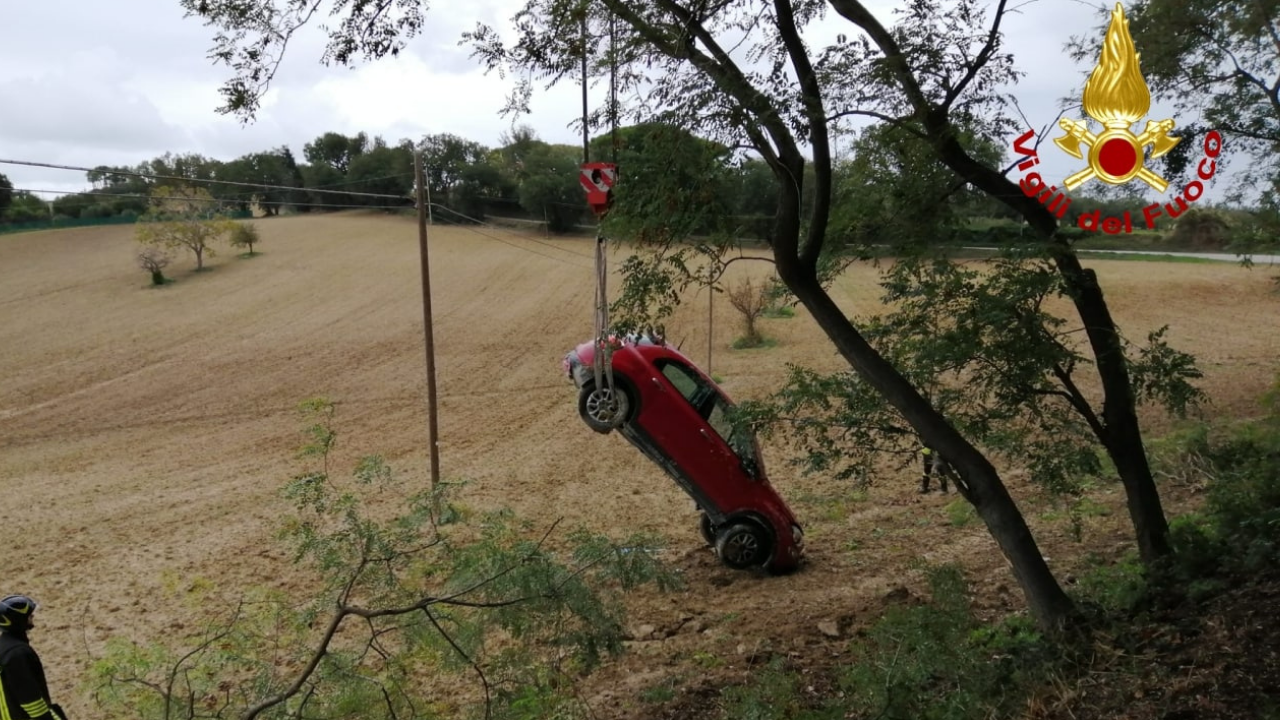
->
[2,122,1274,251]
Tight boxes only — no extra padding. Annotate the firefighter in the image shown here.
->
[0,595,66,720]
[919,445,951,494]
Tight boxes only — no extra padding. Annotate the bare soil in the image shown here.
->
[1,213,1277,718]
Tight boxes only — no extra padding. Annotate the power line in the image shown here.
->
[214,171,418,199]
[13,187,409,212]
[14,185,595,268]
[0,158,407,200]
[428,203,595,265]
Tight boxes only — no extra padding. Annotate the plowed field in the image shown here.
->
[2,213,1276,718]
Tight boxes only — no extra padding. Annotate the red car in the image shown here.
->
[563,334,804,573]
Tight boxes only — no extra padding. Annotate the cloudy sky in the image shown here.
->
[1,0,1205,201]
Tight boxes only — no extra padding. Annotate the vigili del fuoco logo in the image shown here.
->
[1012,2,1224,234]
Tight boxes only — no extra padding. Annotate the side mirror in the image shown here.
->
[741,457,759,479]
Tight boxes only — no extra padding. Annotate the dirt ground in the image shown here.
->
[1,213,1277,718]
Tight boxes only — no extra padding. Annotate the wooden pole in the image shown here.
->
[425,176,434,226]
[581,10,589,164]
[707,281,713,374]
[414,150,442,487]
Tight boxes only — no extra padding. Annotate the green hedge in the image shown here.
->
[0,209,252,236]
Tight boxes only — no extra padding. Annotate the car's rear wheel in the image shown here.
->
[714,522,771,570]
[578,381,631,434]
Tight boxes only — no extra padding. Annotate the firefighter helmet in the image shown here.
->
[0,595,38,632]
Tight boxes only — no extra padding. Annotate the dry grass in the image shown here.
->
[1,212,1277,718]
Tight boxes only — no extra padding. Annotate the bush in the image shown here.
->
[1151,374,1280,595]
[88,398,681,720]
[717,565,1057,720]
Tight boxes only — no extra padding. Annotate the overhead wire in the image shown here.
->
[6,157,601,269]
[12,187,408,213]
[10,185,592,268]
[0,158,407,200]
[427,203,595,267]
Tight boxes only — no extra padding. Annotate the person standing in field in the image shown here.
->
[0,595,66,720]
[919,445,952,494]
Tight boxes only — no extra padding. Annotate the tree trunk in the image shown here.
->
[1051,254,1171,562]
[781,267,1077,631]
[924,121,1172,564]
[195,247,204,270]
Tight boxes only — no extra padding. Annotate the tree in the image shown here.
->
[303,131,368,175]
[344,139,415,208]
[219,149,295,216]
[589,123,737,241]
[136,186,234,271]
[727,276,769,347]
[1068,0,1280,205]
[90,398,678,720]
[137,247,173,286]
[462,0,1212,629]
[0,172,12,217]
[4,192,50,224]
[418,133,489,206]
[228,221,262,256]
[517,144,583,232]
[180,0,1193,631]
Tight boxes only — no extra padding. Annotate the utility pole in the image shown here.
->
[424,171,434,225]
[414,150,441,487]
[707,280,714,375]
[581,11,589,163]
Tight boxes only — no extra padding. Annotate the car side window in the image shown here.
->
[658,360,705,407]
[707,395,754,463]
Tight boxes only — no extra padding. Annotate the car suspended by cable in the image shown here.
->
[564,334,805,574]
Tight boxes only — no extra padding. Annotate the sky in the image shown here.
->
[0,0,1218,203]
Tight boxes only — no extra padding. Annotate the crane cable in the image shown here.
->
[588,4,620,417]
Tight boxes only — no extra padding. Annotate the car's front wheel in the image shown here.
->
[714,522,771,570]
[578,381,631,434]
[699,512,715,546]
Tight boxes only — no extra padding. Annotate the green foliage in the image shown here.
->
[1141,378,1280,599]
[1069,0,1280,207]
[517,144,584,233]
[737,249,1203,499]
[89,397,680,720]
[1073,552,1148,614]
[597,123,736,243]
[716,565,1055,720]
[0,172,14,216]
[228,222,262,255]
[944,499,977,527]
[135,186,237,271]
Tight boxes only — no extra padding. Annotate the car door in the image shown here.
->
[641,358,741,509]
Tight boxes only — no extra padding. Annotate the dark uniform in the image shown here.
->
[919,446,951,494]
[0,595,65,720]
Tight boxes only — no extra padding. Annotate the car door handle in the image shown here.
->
[651,377,665,391]
[699,428,715,443]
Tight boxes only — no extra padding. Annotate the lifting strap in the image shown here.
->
[585,4,617,400]
[592,231,614,395]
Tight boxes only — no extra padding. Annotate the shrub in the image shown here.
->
[228,222,262,255]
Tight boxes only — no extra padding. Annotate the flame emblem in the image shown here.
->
[1053,2,1180,192]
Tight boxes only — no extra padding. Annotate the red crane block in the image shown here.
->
[580,162,616,216]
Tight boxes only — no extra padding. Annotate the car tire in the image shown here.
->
[699,512,715,546]
[714,522,771,570]
[578,381,631,434]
